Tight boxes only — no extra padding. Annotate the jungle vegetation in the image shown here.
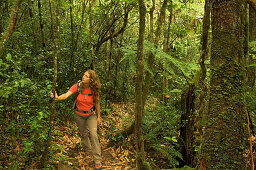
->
[1,0,256,169]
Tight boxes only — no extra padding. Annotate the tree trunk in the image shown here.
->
[180,84,195,167]
[37,0,46,51]
[40,0,58,166]
[200,0,247,169]
[0,0,3,34]
[142,0,168,107]
[135,0,150,169]
[198,0,210,132]
[105,29,114,112]
[89,0,95,70]
[28,0,39,55]
[0,0,23,52]
[247,5,256,88]
[162,0,172,102]
[69,0,76,77]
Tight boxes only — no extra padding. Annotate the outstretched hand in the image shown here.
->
[50,91,58,100]
[97,117,102,126]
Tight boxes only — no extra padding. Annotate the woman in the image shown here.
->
[51,70,102,170]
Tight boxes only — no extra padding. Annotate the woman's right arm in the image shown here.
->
[51,91,73,101]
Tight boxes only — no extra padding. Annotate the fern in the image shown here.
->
[120,45,137,73]
[120,41,199,80]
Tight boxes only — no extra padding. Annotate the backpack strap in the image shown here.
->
[72,80,81,110]
[73,80,96,113]
[76,80,81,97]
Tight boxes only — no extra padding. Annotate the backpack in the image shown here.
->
[73,80,96,113]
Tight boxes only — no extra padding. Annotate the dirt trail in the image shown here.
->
[53,103,136,170]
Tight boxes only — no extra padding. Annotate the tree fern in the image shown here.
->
[120,41,199,80]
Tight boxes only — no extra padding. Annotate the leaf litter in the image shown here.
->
[52,103,136,169]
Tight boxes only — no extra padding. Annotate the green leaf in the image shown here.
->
[6,54,12,61]
[170,89,182,93]
[246,64,256,67]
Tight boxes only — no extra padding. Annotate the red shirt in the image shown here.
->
[69,83,97,116]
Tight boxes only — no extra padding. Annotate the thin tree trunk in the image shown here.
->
[70,0,76,77]
[28,0,39,55]
[162,0,172,102]
[135,0,150,169]
[40,0,58,166]
[0,0,23,52]
[105,29,114,112]
[0,0,3,34]
[198,0,210,132]
[89,0,95,70]
[142,0,168,107]
[149,0,155,43]
[200,0,247,168]
[75,0,87,51]
[37,0,46,51]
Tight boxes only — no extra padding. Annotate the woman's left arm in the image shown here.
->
[95,100,101,125]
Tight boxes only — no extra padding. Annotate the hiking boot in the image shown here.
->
[95,163,102,170]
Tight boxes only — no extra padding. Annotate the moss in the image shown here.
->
[200,1,248,168]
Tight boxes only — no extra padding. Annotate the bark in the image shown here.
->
[198,0,210,131]
[0,0,3,34]
[0,0,23,52]
[200,0,247,169]
[180,84,195,167]
[149,0,155,43]
[70,0,76,75]
[162,0,172,102]
[247,6,256,88]
[89,0,95,70]
[37,0,46,50]
[135,0,150,169]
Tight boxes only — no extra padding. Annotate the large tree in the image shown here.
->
[135,0,150,169]
[201,0,248,169]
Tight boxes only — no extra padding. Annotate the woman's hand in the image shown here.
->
[97,116,101,126]
[50,91,59,100]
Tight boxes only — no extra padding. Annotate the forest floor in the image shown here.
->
[52,103,136,170]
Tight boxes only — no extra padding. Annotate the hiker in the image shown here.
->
[50,69,102,170]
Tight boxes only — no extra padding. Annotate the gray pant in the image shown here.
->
[74,112,102,164]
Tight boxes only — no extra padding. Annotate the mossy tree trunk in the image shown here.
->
[198,0,210,130]
[200,0,248,169]
[135,0,150,169]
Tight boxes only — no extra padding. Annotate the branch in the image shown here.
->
[94,6,132,52]
[247,0,256,10]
